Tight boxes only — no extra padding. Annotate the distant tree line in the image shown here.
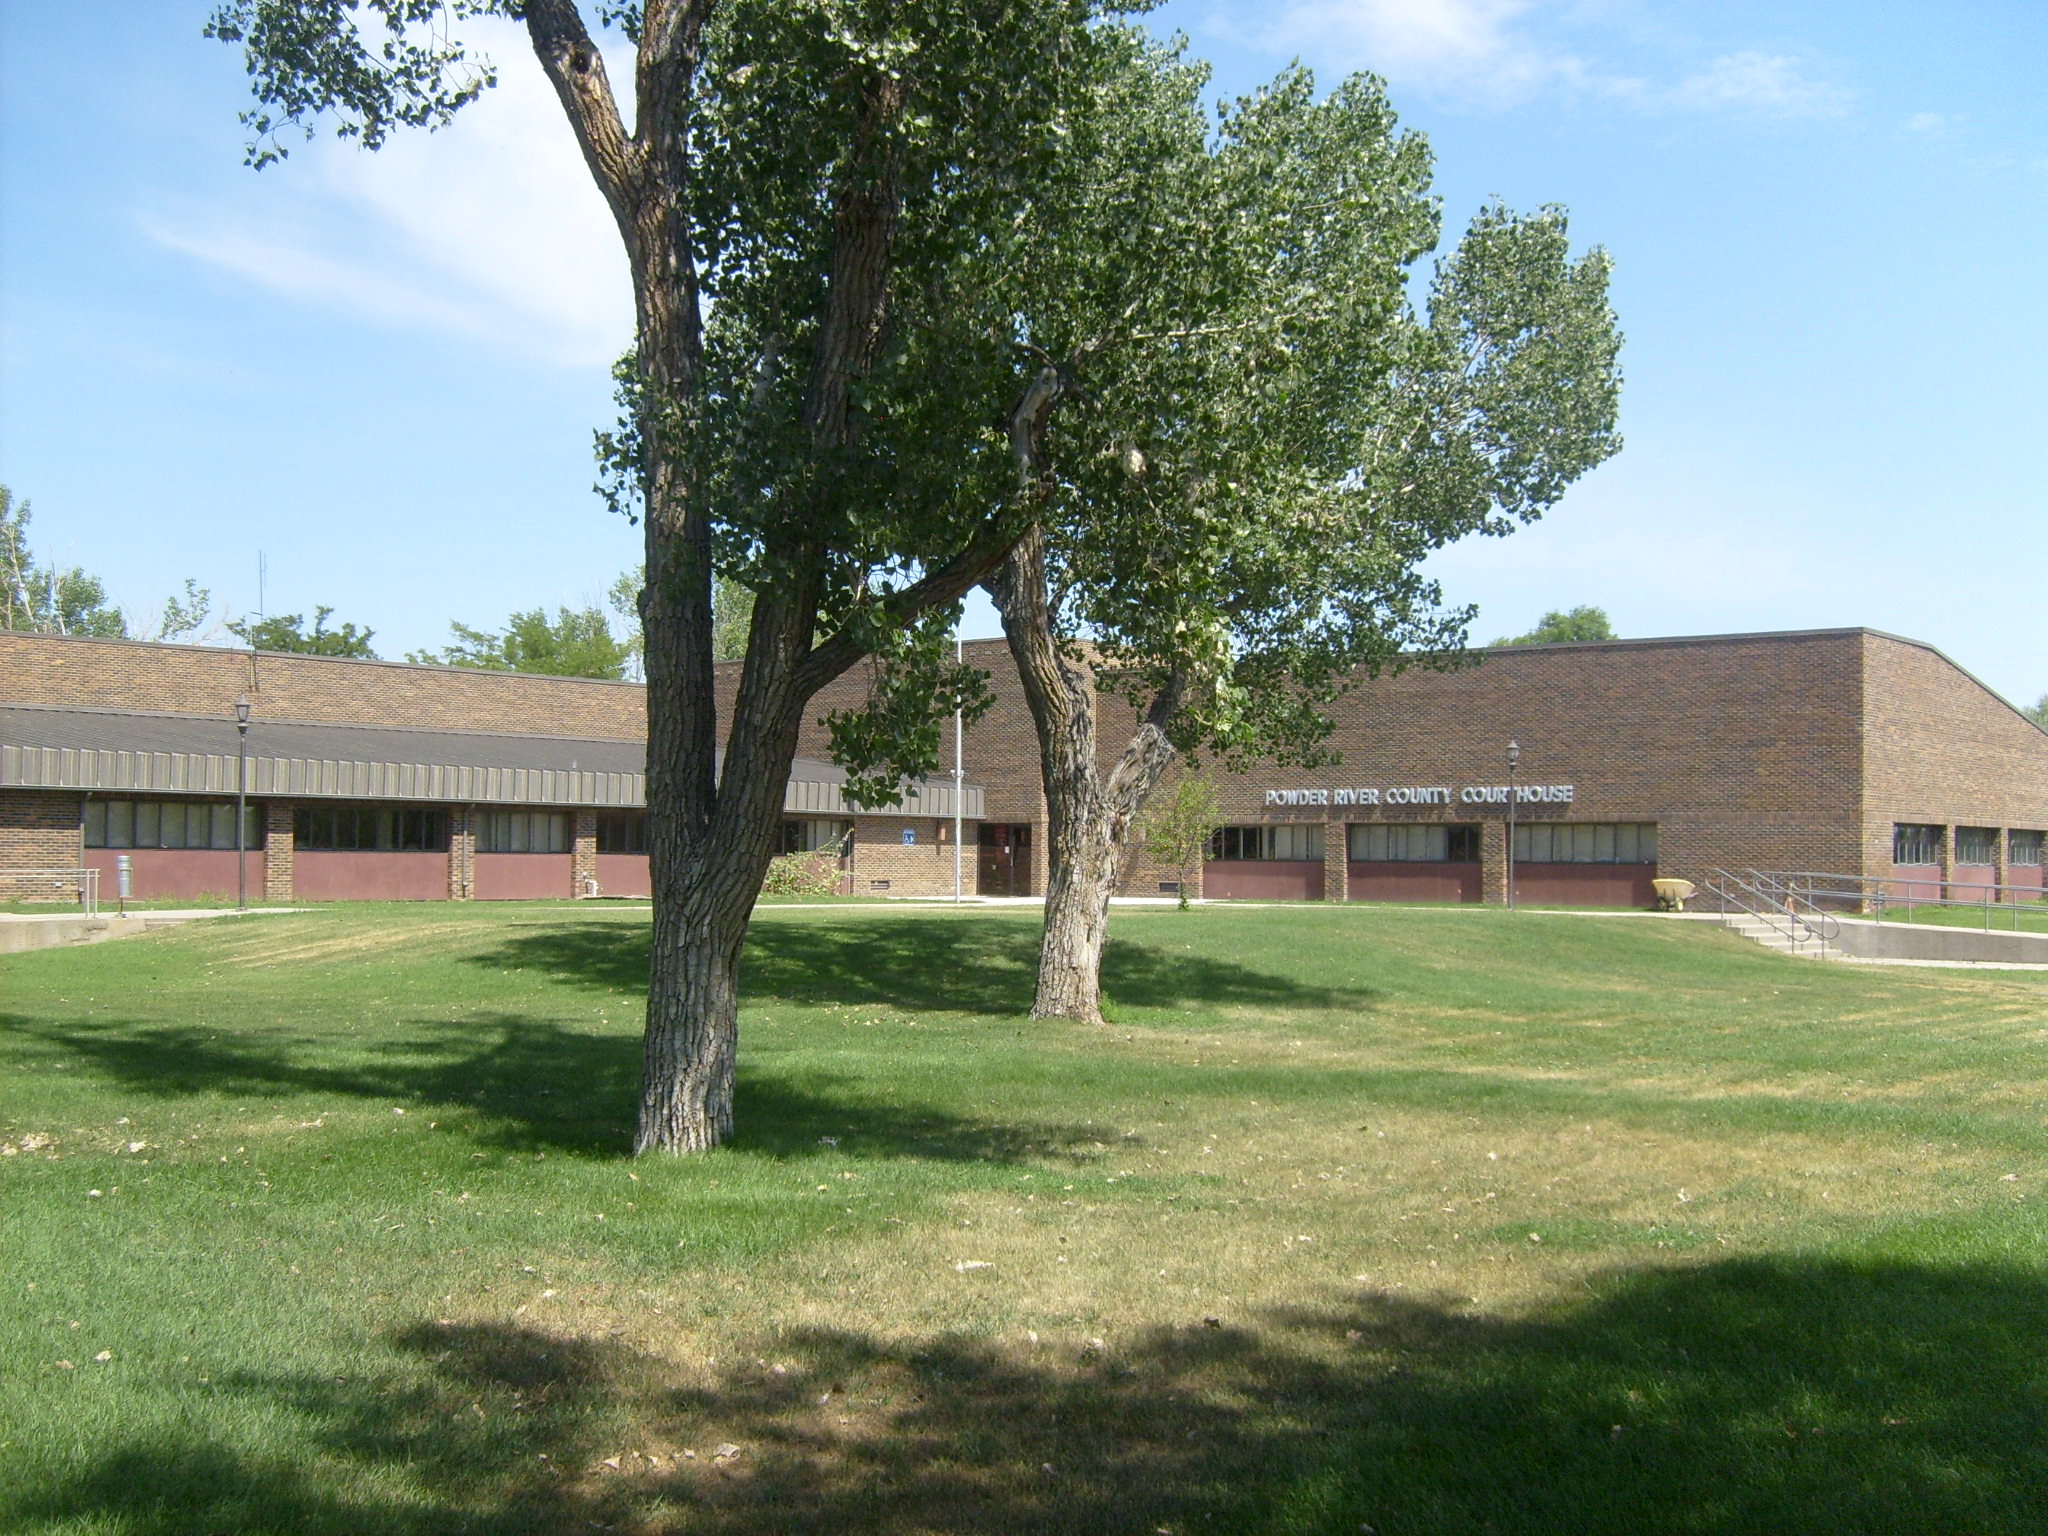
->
[0,483,759,680]
[1491,606,1617,646]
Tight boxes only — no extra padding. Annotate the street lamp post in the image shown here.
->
[1505,738,1520,911]
[235,695,252,910]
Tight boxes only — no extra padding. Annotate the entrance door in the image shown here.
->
[977,824,1034,896]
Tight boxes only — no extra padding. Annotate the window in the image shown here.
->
[474,810,568,854]
[1348,824,1480,863]
[597,813,647,855]
[1513,823,1657,865]
[85,798,261,850]
[780,818,851,855]
[1956,827,1999,866]
[1892,823,1942,866]
[2011,831,2044,867]
[294,804,448,852]
[1208,824,1325,862]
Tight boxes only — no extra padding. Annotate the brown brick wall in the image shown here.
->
[1862,632,2048,883]
[1,790,83,901]
[1095,631,1872,896]
[0,631,645,739]
[848,816,964,896]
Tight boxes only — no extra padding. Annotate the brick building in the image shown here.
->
[2,626,2043,907]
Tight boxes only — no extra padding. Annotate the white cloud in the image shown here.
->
[1666,52,1853,120]
[1205,1,1854,121]
[148,17,632,369]
[1246,0,1582,102]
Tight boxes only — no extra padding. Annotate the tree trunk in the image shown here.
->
[1034,803,1121,1021]
[992,528,1184,1024]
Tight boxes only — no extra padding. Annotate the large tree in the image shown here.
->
[982,69,1624,1021]
[211,0,1139,1149]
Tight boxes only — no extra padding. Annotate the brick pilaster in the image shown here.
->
[1322,822,1349,902]
[1938,824,1954,901]
[448,807,475,901]
[572,808,598,897]
[1481,819,1508,906]
[262,801,295,901]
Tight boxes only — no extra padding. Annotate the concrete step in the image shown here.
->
[1720,913,1834,957]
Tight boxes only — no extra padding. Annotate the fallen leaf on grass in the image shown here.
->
[954,1260,993,1272]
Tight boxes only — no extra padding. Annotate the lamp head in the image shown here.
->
[1507,738,1521,772]
[235,695,252,727]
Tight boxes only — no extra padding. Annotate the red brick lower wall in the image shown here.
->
[1202,860,1324,901]
[294,850,448,902]
[1889,864,1943,902]
[1347,862,1482,904]
[473,852,573,900]
[594,853,651,897]
[86,848,262,903]
[1512,863,1656,908]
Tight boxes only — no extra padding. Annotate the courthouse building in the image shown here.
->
[2,625,2044,908]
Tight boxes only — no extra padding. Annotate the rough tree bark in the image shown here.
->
[990,525,1183,1024]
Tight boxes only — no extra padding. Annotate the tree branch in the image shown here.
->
[523,0,643,232]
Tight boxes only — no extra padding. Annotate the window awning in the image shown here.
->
[0,705,982,820]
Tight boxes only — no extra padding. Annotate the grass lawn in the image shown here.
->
[4,903,2048,1534]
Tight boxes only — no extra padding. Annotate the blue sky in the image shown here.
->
[3,3,2044,704]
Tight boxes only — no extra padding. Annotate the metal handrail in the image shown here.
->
[1750,869,2046,932]
[1,866,99,918]
[1703,867,1836,955]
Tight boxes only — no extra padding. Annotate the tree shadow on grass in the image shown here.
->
[13,1256,2048,1534]
[1,1011,1100,1165]
[472,912,1380,1019]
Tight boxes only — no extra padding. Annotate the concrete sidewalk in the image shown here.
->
[0,907,301,955]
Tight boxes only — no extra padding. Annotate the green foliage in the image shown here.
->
[204,0,500,168]
[606,567,753,675]
[152,578,215,643]
[2022,695,2047,731]
[1493,605,1618,647]
[758,840,847,897]
[0,486,129,638]
[407,606,632,679]
[229,605,379,658]
[990,57,1626,770]
[1138,772,1220,910]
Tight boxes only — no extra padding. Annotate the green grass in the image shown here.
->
[1869,900,2048,934]
[4,902,2048,1534]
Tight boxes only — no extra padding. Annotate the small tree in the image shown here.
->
[229,606,379,658]
[409,605,631,678]
[1493,606,1616,646]
[2024,694,2048,731]
[1138,773,1219,910]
